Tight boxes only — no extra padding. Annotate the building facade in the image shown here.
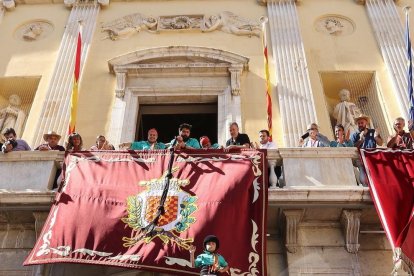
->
[0,0,413,275]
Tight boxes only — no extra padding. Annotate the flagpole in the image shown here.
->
[260,16,273,141]
[404,6,414,126]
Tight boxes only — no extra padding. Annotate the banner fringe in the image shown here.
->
[392,248,414,275]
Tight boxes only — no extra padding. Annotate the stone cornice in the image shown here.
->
[108,46,249,74]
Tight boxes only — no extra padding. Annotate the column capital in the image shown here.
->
[355,0,399,5]
[64,0,109,8]
[258,0,298,5]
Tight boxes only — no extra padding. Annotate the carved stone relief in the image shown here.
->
[157,15,204,31]
[101,11,261,40]
[2,0,15,10]
[315,15,355,36]
[14,20,54,41]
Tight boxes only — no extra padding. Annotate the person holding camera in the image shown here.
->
[298,123,330,147]
[1,127,30,153]
[386,117,413,150]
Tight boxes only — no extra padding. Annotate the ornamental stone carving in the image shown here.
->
[315,15,355,36]
[341,209,362,254]
[158,15,203,31]
[203,11,261,37]
[229,66,243,96]
[101,11,261,40]
[101,13,157,40]
[2,0,15,10]
[282,209,304,253]
[115,71,127,99]
[64,0,108,8]
[14,20,54,42]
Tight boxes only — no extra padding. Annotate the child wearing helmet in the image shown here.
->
[191,235,229,275]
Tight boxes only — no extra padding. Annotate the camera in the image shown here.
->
[1,138,17,153]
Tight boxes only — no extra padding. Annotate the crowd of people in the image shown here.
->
[1,114,413,187]
[1,114,413,153]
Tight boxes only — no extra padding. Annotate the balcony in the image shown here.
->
[0,149,389,276]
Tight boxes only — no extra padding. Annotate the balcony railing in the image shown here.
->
[0,148,371,207]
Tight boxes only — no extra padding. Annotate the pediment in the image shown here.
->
[108,46,249,74]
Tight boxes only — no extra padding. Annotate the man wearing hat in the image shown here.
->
[350,115,383,149]
[191,235,229,275]
[35,131,65,151]
[350,115,382,186]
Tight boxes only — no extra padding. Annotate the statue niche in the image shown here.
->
[0,94,26,137]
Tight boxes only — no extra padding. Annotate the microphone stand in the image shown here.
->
[144,138,178,233]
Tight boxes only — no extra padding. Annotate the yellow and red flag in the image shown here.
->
[261,17,272,141]
[68,26,82,134]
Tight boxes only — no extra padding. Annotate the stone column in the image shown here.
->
[32,212,51,276]
[266,0,317,146]
[363,0,412,119]
[32,1,102,147]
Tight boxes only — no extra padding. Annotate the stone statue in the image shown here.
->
[23,24,43,41]
[101,13,158,40]
[202,11,261,37]
[0,94,26,137]
[333,89,362,134]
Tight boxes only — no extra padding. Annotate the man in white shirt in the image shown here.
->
[255,130,281,187]
[256,129,277,149]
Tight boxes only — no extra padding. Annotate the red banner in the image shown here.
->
[360,149,414,269]
[24,150,268,275]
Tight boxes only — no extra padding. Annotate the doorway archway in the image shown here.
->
[107,46,249,147]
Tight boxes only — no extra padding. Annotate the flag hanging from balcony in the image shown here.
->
[24,150,268,275]
[360,149,414,272]
[406,7,414,122]
[68,25,82,134]
[261,17,273,140]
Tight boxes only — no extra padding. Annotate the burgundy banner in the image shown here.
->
[24,150,267,275]
[360,149,414,267]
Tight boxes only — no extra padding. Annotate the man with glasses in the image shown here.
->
[386,117,413,149]
[299,123,330,146]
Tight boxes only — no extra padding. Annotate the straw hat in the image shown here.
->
[354,114,371,124]
[43,131,61,141]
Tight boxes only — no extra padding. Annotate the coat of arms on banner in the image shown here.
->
[122,169,197,250]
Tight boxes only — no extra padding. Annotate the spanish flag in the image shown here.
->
[261,17,272,141]
[68,25,82,134]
